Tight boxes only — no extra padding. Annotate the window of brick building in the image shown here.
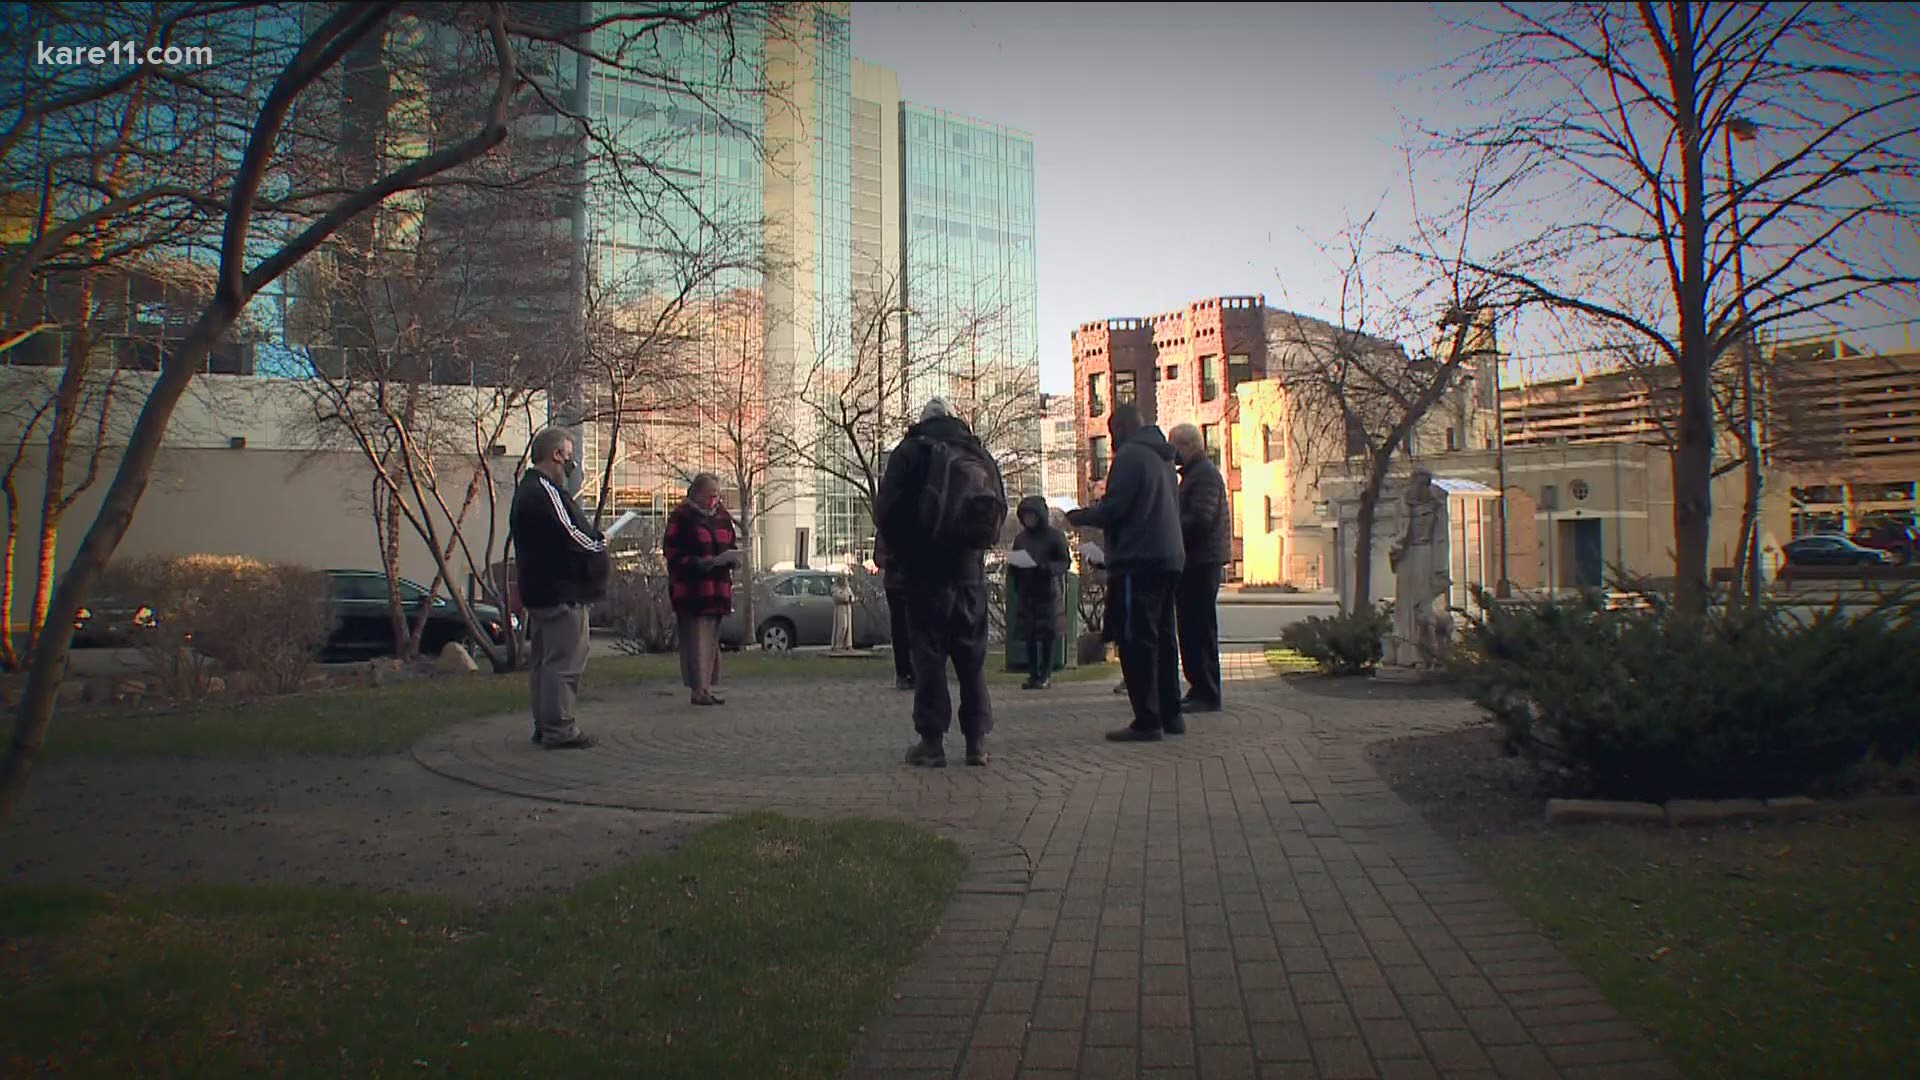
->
[1091,436,1110,481]
[1114,369,1136,407]
[1264,496,1275,533]
[1228,353,1251,393]
[1165,364,1179,381]
[1201,355,1220,402]
[1203,423,1222,467]
[1088,372,1106,417]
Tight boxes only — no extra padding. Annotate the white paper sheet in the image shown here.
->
[1006,549,1038,569]
[1078,542,1106,566]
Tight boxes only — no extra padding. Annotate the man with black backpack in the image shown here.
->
[874,399,1008,768]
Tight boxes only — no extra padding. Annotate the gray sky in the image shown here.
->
[852,2,1469,393]
[853,2,1920,393]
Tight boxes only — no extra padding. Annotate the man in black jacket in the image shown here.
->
[510,427,608,750]
[874,399,1005,768]
[1169,424,1230,712]
[1068,404,1186,740]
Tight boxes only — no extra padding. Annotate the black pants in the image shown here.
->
[1025,629,1056,681]
[886,586,912,681]
[907,581,993,741]
[1112,570,1181,733]
[1176,563,1224,706]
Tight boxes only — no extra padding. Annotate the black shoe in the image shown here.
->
[1112,682,1128,695]
[1034,677,1053,690]
[1164,721,1186,736]
[1106,726,1163,743]
[540,732,595,750]
[965,738,991,766]
[1182,698,1221,713]
[895,676,915,691]
[905,738,946,768]
[1020,678,1039,690]
[530,732,541,745]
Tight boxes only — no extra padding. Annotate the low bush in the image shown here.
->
[105,555,332,697]
[1278,606,1391,675]
[1451,586,1920,801]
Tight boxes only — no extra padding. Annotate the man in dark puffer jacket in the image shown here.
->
[1169,423,1231,712]
[1068,404,1186,741]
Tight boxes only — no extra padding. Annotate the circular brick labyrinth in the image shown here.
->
[412,674,1314,818]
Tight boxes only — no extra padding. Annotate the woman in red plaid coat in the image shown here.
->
[663,473,739,706]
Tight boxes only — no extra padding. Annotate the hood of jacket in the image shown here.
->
[905,413,978,448]
[1125,424,1176,462]
[1017,494,1050,531]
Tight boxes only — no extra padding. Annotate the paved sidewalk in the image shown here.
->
[414,668,1676,1079]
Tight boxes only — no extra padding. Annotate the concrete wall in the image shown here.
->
[2,369,537,629]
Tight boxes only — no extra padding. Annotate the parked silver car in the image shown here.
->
[719,570,891,651]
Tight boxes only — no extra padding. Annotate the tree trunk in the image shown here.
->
[1,299,234,828]
[0,521,16,673]
[375,477,412,657]
[1669,8,1714,615]
[1349,450,1395,612]
[738,511,755,643]
[1741,452,1763,606]
[29,274,97,647]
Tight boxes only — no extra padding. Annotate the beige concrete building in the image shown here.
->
[2,369,539,632]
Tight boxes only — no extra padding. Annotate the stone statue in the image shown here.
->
[1387,469,1451,668]
[830,573,856,653]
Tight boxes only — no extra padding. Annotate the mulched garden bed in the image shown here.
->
[1367,724,1552,841]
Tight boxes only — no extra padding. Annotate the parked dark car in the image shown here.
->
[322,569,518,663]
[72,596,158,648]
[1781,534,1890,568]
[1850,521,1919,565]
[719,570,890,652]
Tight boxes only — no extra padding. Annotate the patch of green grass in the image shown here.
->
[0,813,966,1078]
[1263,644,1319,675]
[1469,818,1920,1080]
[43,652,1114,759]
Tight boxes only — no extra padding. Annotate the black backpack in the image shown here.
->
[915,436,1007,550]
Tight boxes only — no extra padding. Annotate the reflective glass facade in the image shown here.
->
[577,5,768,521]
[901,104,1040,488]
[809,9,865,559]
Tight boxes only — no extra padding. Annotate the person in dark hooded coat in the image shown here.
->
[1067,403,1186,740]
[1009,495,1072,689]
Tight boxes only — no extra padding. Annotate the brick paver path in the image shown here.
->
[414,654,1677,1079]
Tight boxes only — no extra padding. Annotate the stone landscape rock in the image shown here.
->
[436,642,481,676]
[1545,797,1666,824]
[1664,798,1769,826]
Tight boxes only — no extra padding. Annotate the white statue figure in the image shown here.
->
[830,573,856,653]
[1387,469,1451,668]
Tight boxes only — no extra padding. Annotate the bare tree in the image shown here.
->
[1274,175,1506,613]
[1,1,797,829]
[1439,2,1920,612]
[0,2,267,670]
[576,217,764,528]
[294,198,568,670]
[646,292,791,637]
[778,267,1032,538]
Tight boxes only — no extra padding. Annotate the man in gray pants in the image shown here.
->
[510,428,610,749]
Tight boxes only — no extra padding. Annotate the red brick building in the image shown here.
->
[1072,295,1271,576]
